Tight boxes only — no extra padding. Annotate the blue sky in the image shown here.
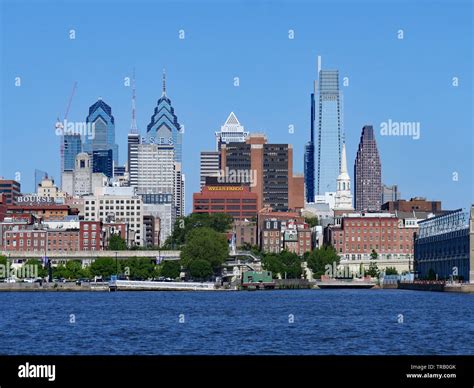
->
[1,0,472,213]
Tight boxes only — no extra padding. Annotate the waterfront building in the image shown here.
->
[220,134,304,211]
[0,180,21,205]
[83,98,119,165]
[83,187,143,247]
[327,212,417,274]
[6,203,79,221]
[36,177,66,201]
[315,68,343,196]
[62,153,107,197]
[193,183,258,220]
[259,217,311,256]
[200,151,220,189]
[354,125,382,211]
[382,197,442,214]
[282,221,312,256]
[63,134,82,172]
[414,207,473,282]
[143,215,160,247]
[382,184,400,205]
[92,149,114,178]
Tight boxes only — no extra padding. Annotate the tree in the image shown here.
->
[262,254,284,278]
[304,216,319,228]
[189,259,212,281]
[367,250,380,278]
[108,234,127,250]
[23,259,48,278]
[160,261,181,279]
[90,258,119,278]
[122,258,156,280]
[370,249,378,261]
[180,227,228,271]
[306,245,340,278]
[385,267,398,276]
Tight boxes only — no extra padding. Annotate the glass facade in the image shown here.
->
[304,92,315,202]
[83,99,119,165]
[316,70,342,195]
[63,134,82,172]
[92,149,113,178]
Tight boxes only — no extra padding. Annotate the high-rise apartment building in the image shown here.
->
[354,125,382,211]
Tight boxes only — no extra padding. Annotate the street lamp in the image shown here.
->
[115,251,118,279]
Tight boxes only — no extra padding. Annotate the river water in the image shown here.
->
[1,290,473,355]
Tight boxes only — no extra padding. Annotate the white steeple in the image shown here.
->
[334,142,354,211]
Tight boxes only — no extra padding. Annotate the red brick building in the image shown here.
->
[193,184,258,220]
[328,213,417,261]
[79,221,102,251]
[7,203,79,221]
[0,180,21,205]
[381,197,442,213]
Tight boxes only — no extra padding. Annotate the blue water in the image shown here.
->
[0,290,473,355]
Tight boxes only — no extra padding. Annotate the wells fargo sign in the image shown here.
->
[207,186,244,192]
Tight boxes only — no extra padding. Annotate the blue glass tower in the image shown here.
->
[304,92,315,202]
[92,149,113,178]
[316,70,342,195]
[146,70,182,163]
[83,98,119,165]
[63,134,82,171]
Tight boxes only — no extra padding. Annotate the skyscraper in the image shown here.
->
[146,70,183,163]
[316,67,343,196]
[63,134,82,171]
[215,112,249,151]
[128,69,140,187]
[354,125,382,211]
[304,91,315,203]
[92,149,113,178]
[200,151,220,189]
[83,98,119,165]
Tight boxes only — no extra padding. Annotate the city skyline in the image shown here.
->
[1,0,472,212]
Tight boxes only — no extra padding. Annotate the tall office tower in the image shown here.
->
[304,90,315,203]
[200,151,220,188]
[354,125,382,211]
[316,65,343,195]
[334,142,354,223]
[220,134,304,211]
[215,112,249,151]
[127,69,140,187]
[63,134,82,171]
[62,153,107,196]
[136,143,175,195]
[83,98,119,165]
[34,169,48,189]
[92,149,113,178]
[382,184,401,205]
[146,70,183,163]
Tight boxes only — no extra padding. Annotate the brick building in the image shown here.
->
[382,197,442,214]
[193,184,258,220]
[0,180,21,205]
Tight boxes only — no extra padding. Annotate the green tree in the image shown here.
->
[262,254,284,278]
[108,234,127,250]
[370,249,378,261]
[23,259,48,278]
[180,227,228,270]
[90,258,119,278]
[0,255,7,267]
[306,245,340,278]
[304,216,319,228]
[384,267,398,276]
[160,261,181,279]
[366,261,380,278]
[122,258,156,280]
[188,259,213,281]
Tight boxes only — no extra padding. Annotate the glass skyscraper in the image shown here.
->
[304,92,315,202]
[83,98,119,165]
[146,72,182,163]
[316,70,342,195]
[63,134,82,171]
[92,149,113,178]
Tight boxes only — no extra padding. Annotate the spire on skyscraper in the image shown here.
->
[130,68,138,133]
[162,68,166,96]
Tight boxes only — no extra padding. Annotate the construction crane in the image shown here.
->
[57,82,77,186]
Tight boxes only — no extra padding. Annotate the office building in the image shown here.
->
[354,125,382,211]
[382,197,442,213]
[92,149,113,178]
[200,151,220,189]
[0,180,21,205]
[62,153,107,196]
[63,134,82,172]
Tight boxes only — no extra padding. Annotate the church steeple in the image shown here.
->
[334,141,354,212]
